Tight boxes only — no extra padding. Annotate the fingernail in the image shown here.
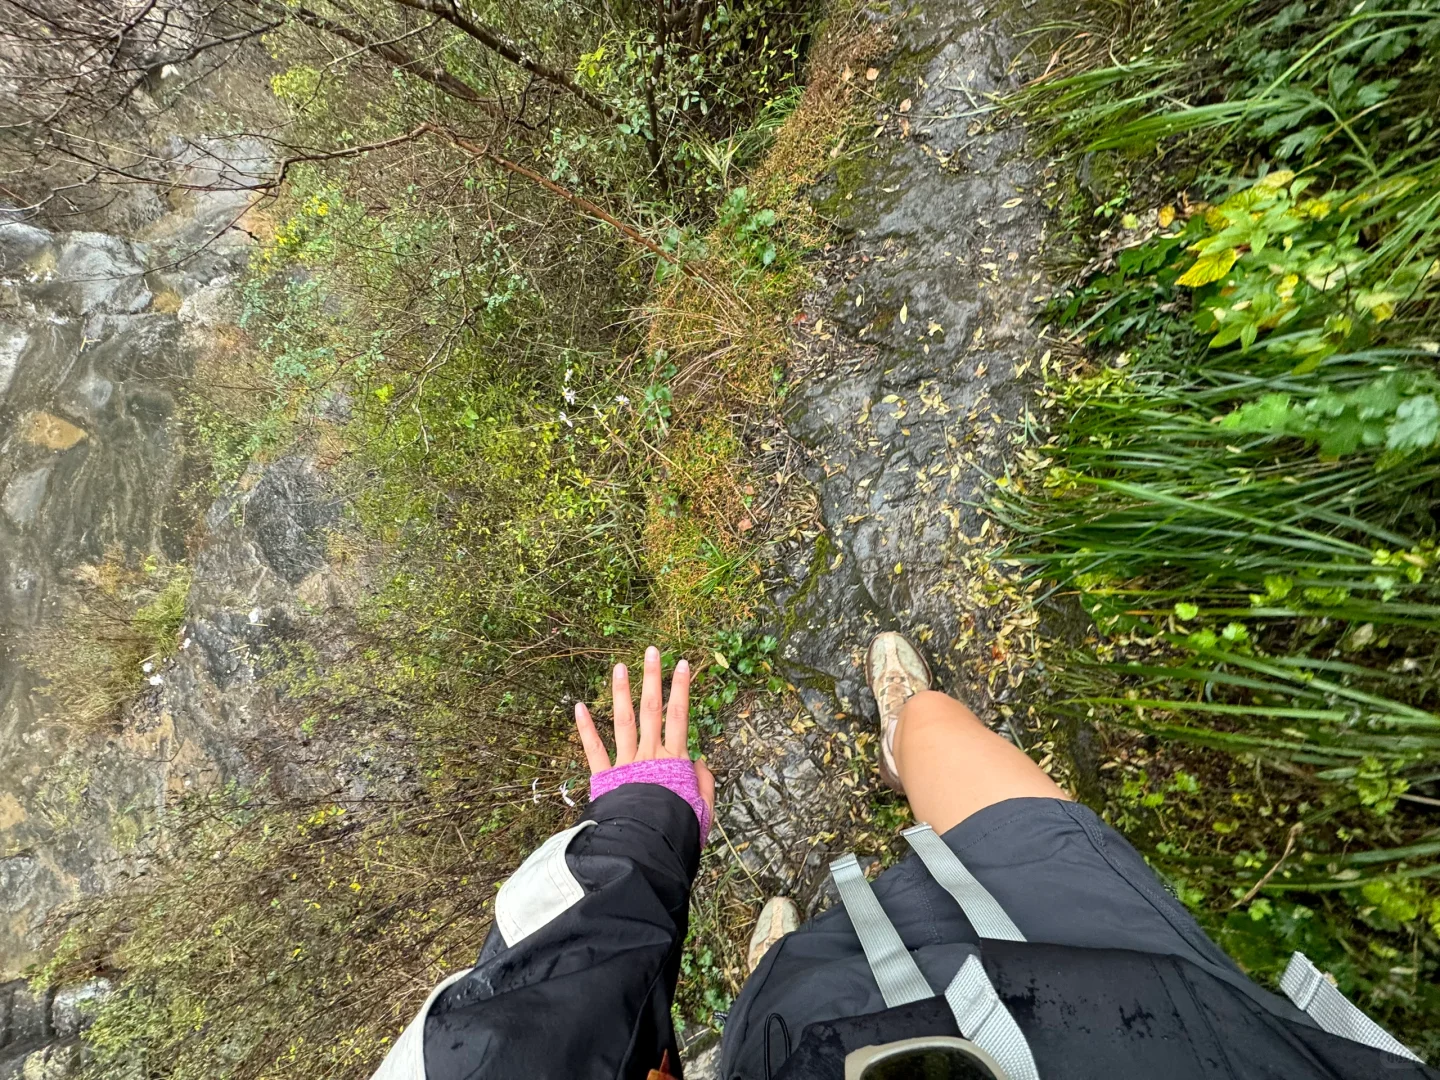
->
[646,645,659,662]
[615,662,627,679]
[676,658,689,674]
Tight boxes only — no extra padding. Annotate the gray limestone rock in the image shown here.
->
[0,222,52,278]
[0,981,49,1048]
[49,981,111,1039]
[176,277,237,328]
[682,1041,721,1080]
[43,233,151,316]
[716,0,1054,923]
[240,457,340,585]
[18,1042,79,1080]
[0,327,27,400]
[770,0,1048,729]
[2,468,51,528]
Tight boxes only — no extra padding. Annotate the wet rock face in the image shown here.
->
[777,1,1047,718]
[38,234,153,316]
[0,137,298,980]
[243,458,341,584]
[0,210,204,978]
[0,978,108,1080]
[718,0,1051,905]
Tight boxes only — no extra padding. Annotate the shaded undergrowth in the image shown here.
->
[1003,0,1440,1052]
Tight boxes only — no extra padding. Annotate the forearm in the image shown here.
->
[421,782,702,1079]
[369,646,712,1080]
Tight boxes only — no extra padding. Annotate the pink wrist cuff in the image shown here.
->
[589,758,711,845]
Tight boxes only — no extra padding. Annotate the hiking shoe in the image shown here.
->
[747,896,800,972]
[867,631,932,794]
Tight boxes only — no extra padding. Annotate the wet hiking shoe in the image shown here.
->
[747,896,800,973]
[867,630,932,795]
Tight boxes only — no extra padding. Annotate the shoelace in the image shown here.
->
[879,671,912,761]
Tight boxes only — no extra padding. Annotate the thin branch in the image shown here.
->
[424,123,706,279]
[281,3,529,129]
[269,124,446,190]
[389,0,621,123]
[1232,821,1304,908]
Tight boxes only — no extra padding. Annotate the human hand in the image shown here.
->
[574,645,716,813]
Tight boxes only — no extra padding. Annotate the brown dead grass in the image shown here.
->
[752,9,891,230]
[642,413,761,637]
[28,554,191,733]
[640,3,888,640]
[647,5,888,399]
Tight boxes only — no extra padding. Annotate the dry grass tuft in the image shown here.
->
[647,270,791,403]
[28,554,191,733]
[647,3,888,404]
[641,413,761,637]
[752,9,890,228]
[640,6,889,641]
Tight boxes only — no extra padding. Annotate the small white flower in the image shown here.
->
[148,674,163,686]
[248,607,261,624]
[142,661,154,673]
[615,394,630,405]
[558,411,573,428]
[564,367,574,382]
[559,781,575,808]
[181,637,192,650]
[563,387,577,404]
[531,777,541,804]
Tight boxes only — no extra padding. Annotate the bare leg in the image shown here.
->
[893,690,1070,834]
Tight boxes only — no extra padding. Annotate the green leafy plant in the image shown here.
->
[716,185,779,270]
[1005,0,1440,1051]
[1220,370,1440,460]
[688,629,780,751]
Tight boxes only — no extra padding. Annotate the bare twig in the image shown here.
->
[1231,821,1304,908]
[390,0,621,123]
[424,123,709,279]
[279,2,529,129]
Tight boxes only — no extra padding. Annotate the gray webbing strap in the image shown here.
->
[829,854,933,1007]
[945,956,1041,1080]
[1280,952,1422,1062]
[903,824,1025,942]
[828,854,1043,1077]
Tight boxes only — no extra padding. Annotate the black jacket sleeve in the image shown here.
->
[423,783,702,1080]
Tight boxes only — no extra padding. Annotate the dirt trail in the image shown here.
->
[717,0,1055,915]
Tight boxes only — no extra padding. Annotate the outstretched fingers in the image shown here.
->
[638,645,664,755]
[574,702,611,774]
[588,648,698,770]
[611,662,637,763]
[664,658,690,756]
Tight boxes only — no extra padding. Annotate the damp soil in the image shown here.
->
[714,0,1060,916]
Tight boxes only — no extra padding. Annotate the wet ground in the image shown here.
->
[715,0,1054,915]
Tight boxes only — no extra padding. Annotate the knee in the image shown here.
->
[898,690,982,734]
